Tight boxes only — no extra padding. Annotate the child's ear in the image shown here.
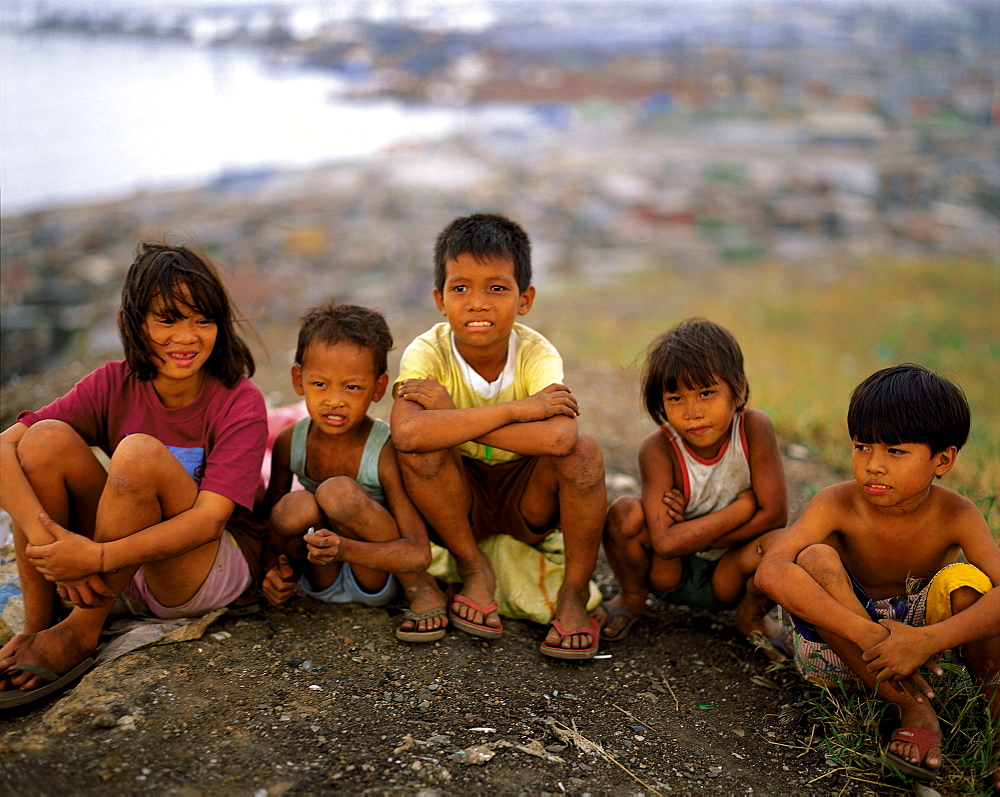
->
[517,285,536,316]
[433,288,446,316]
[372,373,389,403]
[291,364,305,396]
[932,446,958,478]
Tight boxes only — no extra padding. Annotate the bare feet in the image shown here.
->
[0,624,96,692]
[597,593,646,641]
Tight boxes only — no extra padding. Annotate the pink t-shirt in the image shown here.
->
[18,360,266,511]
[18,361,269,587]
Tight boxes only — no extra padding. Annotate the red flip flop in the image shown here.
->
[883,727,942,782]
[448,594,504,639]
[539,617,600,660]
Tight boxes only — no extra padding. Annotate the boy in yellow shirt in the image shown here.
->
[391,213,606,659]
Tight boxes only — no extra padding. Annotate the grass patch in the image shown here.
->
[780,657,997,793]
[540,254,999,533]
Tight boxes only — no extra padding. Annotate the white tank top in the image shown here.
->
[661,410,751,561]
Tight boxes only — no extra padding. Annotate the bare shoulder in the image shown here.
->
[927,484,991,536]
[637,426,675,464]
[804,481,861,517]
[742,407,776,436]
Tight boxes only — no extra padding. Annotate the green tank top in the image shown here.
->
[288,416,390,507]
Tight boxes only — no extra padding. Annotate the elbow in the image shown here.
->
[549,424,580,458]
[390,425,422,455]
[651,531,681,560]
[753,556,782,601]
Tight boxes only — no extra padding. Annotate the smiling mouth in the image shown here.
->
[466,320,493,327]
[864,482,891,493]
[166,352,197,363]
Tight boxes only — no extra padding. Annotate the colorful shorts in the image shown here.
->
[791,561,993,686]
[299,563,398,607]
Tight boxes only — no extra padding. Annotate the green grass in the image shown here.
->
[779,658,997,793]
[540,254,1000,533]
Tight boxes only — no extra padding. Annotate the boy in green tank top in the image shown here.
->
[263,302,448,642]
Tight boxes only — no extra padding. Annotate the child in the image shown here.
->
[601,318,788,659]
[262,302,448,642]
[0,242,268,707]
[390,213,607,660]
[756,364,999,787]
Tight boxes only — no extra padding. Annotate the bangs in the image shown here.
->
[145,266,225,323]
[663,363,720,394]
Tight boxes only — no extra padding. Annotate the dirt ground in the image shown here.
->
[0,339,871,797]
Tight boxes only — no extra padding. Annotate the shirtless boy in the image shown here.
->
[757,364,999,787]
[390,213,606,659]
[263,302,448,642]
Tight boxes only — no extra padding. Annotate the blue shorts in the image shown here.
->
[299,563,398,607]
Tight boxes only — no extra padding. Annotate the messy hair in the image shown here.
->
[295,301,393,376]
[848,364,969,454]
[642,318,748,426]
[119,241,254,387]
[433,213,532,293]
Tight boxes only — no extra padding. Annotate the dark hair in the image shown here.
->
[119,241,254,387]
[295,302,393,376]
[433,213,532,293]
[642,318,748,426]
[848,364,970,454]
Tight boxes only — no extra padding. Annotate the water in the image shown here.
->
[0,29,501,214]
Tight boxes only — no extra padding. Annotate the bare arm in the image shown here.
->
[390,379,579,456]
[27,490,235,582]
[640,415,786,559]
[263,426,294,513]
[0,422,56,546]
[330,443,433,573]
[863,504,1000,680]
[755,485,886,650]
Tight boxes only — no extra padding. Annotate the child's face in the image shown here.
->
[851,439,956,513]
[293,340,388,437]
[433,252,534,356]
[143,284,217,388]
[662,377,740,459]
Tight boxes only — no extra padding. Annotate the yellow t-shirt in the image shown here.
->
[394,322,564,464]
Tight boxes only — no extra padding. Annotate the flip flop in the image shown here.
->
[539,617,600,660]
[448,594,504,639]
[0,657,96,711]
[395,606,447,643]
[599,605,642,642]
[882,727,942,782]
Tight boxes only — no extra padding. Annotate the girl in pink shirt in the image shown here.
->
[0,242,266,707]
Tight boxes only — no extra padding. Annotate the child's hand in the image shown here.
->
[262,554,297,605]
[55,575,116,608]
[862,619,945,686]
[515,383,580,422]
[25,512,102,582]
[661,488,688,522]
[305,528,342,566]
[398,377,456,411]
